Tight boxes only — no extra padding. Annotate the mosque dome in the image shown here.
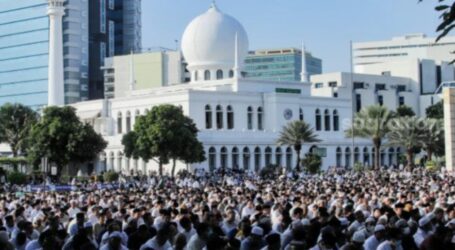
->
[181,3,249,82]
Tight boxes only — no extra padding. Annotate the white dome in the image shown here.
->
[181,4,249,72]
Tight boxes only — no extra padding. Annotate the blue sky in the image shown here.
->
[142,0,441,72]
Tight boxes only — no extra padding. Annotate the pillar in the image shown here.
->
[47,0,65,106]
[444,88,455,171]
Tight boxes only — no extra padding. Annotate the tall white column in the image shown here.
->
[47,0,65,106]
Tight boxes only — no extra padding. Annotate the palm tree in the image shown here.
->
[346,105,394,169]
[421,118,444,161]
[387,117,425,169]
[276,120,321,171]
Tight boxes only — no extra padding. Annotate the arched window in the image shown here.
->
[336,147,342,167]
[388,148,395,166]
[126,111,131,133]
[254,147,261,171]
[372,148,376,167]
[275,147,282,166]
[204,70,211,80]
[117,112,123,134]
[345,147,351,168]
[299,108,304,121]
[134,110,140,127]
[315,109,321,131]
[109,152,115,171]
[216,105,223,129]
[227,105,234,129]
[354,147,360,164]
[324,109,330,131]
[333,110,339,131]
[194,71,199,81]
[208,147,216,171]
[380,149,385,167]
[216,70,223,80]
[229,70,234,78]
[247,106,253,130]
[265,147,272,166]
[286,147,292,170]
[205,105,212,129]
[243,147,250,170]
[221,147,228,169]
[363,147,370,166]
[257,107,263,130]
[117,151,123,172]
[232,147,239,169]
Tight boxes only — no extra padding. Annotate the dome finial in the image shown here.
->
[210,0,218,10]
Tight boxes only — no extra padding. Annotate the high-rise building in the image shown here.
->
[353,33,455,67]
[244,48,322,82]
[0,0,141,108]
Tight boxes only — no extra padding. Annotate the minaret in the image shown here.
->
[233,33,241,79]
[47,0,65,106]
[129,50,136,91]
[300,43,309,83]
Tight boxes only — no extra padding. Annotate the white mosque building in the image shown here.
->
[69,4,445,174]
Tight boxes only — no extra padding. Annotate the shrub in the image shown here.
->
[426,160,440,172]
[260,164,279,178]
[353,162,364,172]
[7,171,28,185]
[103,170,119,182]
[302,153,322,174]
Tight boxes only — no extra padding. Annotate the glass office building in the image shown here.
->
[0,0,50,108]
[0,0,141,108]
[244,48,322,82]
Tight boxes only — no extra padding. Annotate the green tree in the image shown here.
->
[27,106,107,177]
[0,103,38,159]
[276,120,321,172]
[346,105,394,169]
[426,101,443,119]
[301,153,322,174]
[122,104,205,176]
[421,118,445,160]
[395,105,416,117]
[387,117,425,169]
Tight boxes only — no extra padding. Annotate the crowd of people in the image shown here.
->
[0,167,454,250]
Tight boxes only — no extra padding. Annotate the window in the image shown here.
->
[100,42,106,65]
[328,81,337,87]
[356,94,362,112]
[375,83,386,91]
[227,106,234,129]
[194,71,199,81]
[108,21,115,57]
[216,70,223,80]
[126,112,131,133]
[388,148,395,166]
[109,0,115,9]
[205,105,212,129]
[336,147,342,167]
[354,147,360,163]
[345,148,351,168]
[243,147,250,170]
[353,82,365,89]
[315,109,321,131]
[286,147,292,170]
[247,107,253,130]
[216,105,223,129]
[220,147,228,169]
[333,110,339,131]
[314,83,323,88]
[204,70,211,80]
[254,147,261,171]
[398,96,405,106]
[208,147,216,171]
[378,95,384,106]
[436,65,442,87]
[299,108,304,121]
[265,147,272,166]
[275,148,282,166]
[324,109,330,131]
[257,107,263,130]
[363,147,370,165]
[117,112,122,134]
[100,0,106,33]
[117,152,123,172]
[229,70,234,78]
[232,147,239,169]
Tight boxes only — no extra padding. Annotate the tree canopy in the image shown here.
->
[0,103,38,157]
[276,120,321,171]
[395,105,416,117]
[27,106,107,176]
[122,104,205,176]
[426,101,444,119]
